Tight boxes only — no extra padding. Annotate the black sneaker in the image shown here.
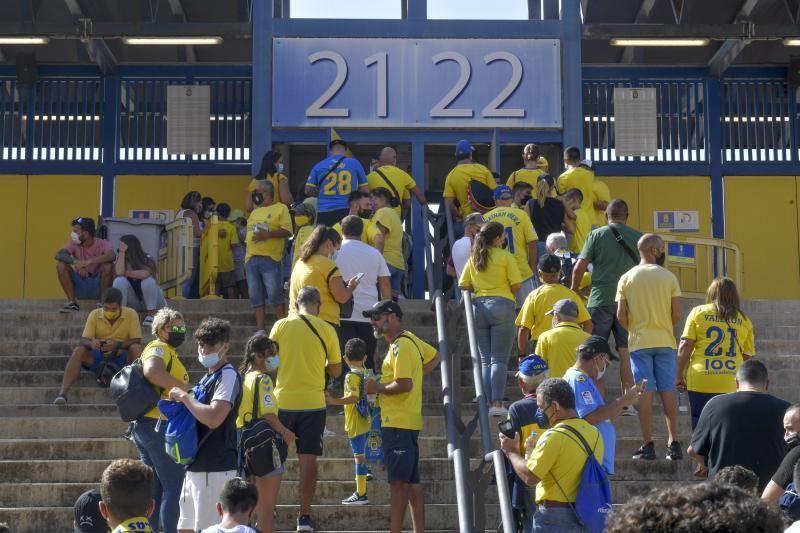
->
[341,492,369,505]
[366,467,374,481]
[59,301,79,313]
[666,441,684,461]
[632,441,656,460]
[296,514,315,532]
[53,394,67,405]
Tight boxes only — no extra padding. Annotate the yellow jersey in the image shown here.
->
[333,217,382,249]
[270,314,342,410]
[483,206,539,281]
[236,371,278,428]
[82,307,142,341]
[217,219,238,273]
[373,206,405,269]
[536,322,591,378]
[557,166,596,224]
[507,168,545,190]
[291,225,314,269]
[681,303,756,394]
[248,173,290,205]
[289,254,342,325]
[245,202,292,263]
[527,418,603,503]
[442,163,496,216]
[379,331,437,430]
[569,209,593,254]
[140,339,189,419]
[367,165,416,216]
[344,368,371,438]
[112,517,153,533]
[592,180,611,226]
[458,247,522,302]
[516,283,591,341]
[616,264,681,351]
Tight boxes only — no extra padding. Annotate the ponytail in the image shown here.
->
[471,221,504,272]
[299,225,342,262]
[536,179,549,208]
[240,335,279,374]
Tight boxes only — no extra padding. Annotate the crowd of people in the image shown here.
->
[56,139,800,533]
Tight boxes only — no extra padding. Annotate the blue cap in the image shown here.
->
[455,140,474,155]
[493,185,513,200]
[516,355,549,378]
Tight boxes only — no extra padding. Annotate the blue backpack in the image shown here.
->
[552,423,613,533]
[349,369,371,419]
[157,366,228,466]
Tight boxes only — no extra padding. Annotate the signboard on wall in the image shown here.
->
[614,87,657,157]
[654,210,700,232]
[272,38,562,128]
[167,85,210,155]
[667,242,696,267]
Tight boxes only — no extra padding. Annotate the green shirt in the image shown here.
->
[579,223,641,308]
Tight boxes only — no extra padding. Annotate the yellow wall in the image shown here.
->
[114,175,250,217]
[602,177,640,228]
[25,175,102,299]
[187,175,251,212]
[0,175,28,298]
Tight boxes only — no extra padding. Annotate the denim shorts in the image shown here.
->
[388,265,405,294]
[70,271,102,300]
[631,347,677,392]
[383,427,420,484]
[589,305,628,348]
[245,256,284,307]
[83,348,128,372]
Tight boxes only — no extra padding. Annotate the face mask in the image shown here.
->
[166,332,185,348]
[103,310,120,321]
[295,215,310,228]
[277,163,285,173]
[655,251,666,266]
[534,407,550,429]
[595,360,607,380]
[266,355,280,371]
[71,231,82,244]
[252,191,264,206]
[786,433,800,449]
[198,346,221,369]
[358,209,373,219]
[369,166,375,173]
[372,320,389,339]
[204,210,213,219]
[329,250,338,261]
[194,203,203,214]
[520,195,532,205]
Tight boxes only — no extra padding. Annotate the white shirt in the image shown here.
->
[452,236,472,281]
[201,525,258,533]
[336,238,391,323]
[786,521,800,533]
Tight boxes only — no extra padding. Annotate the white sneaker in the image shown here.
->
[621,405,638,417]
[488,405,509,417]
[323,426,336,437]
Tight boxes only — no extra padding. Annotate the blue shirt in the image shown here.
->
[306,155,368,212]
[563,367,616,475]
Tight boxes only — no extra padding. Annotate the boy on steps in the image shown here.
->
[200,478,260,533]
[326,338,372,505]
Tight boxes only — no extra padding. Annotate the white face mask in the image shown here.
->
[595,359,607,380]
[369,166,375,173]
[197,346,221,369]
[266,354,280,371]
[277,163,285,173]
[70,231,82,245]
[329,250,338,261]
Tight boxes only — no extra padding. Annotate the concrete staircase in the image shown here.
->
[1,298,799,532]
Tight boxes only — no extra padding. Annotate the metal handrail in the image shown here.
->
[657,234,743,299]
[157,217,194,298]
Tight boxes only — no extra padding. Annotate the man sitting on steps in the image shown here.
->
[56,217,115,313]
[54,288,142,405]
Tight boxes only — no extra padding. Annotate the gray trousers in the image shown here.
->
[113,276,167,312]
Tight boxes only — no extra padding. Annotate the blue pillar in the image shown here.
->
[100,75,118,218]
[706,77,725,239]
[252,0,274,177]
[560,0,583,151]
[411,140,426,298]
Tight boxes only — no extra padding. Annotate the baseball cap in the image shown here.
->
[545,298,579,317]
[516,355,549,379]
[493,185,513,200]
[73,489,108,533]
[329,138,348,150]
[455,140,474,155]
[537,253,561,274]
[71,217,95,233]
[228,209,245,223]
[464,213,485,227]
[578,335,618,361]
[362,299,403,319]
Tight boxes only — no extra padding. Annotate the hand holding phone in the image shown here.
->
[354,272,365,283]
[498,419,516,439]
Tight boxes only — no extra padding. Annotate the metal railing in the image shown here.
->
[657,234,743,299]
[423,205,515,532]
[157,217,195,298]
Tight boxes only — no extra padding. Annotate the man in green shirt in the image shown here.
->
[571,199,641,396]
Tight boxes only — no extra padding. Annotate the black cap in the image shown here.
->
[537,174,555,188]
[73,489,108,533]
[71,217,95,233]
[578,335,618,361]
[362,299,403,319]
[329,139,348,150]
[538,253,561,274]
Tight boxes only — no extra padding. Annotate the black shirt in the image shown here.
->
[772,445,800,489]
[691,391,789,490]
[529,197,565,240]
[189,363,242,473]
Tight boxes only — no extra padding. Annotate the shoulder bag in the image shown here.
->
[240,374,287,477]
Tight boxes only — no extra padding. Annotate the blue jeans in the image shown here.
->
[473,296,516,403]
[388,264,405,294]
[532,506,588,532]
[245,256,284,307]
[132,417,186,533]
[181,245,200,299]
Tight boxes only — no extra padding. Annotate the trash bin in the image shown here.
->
[103,218,166,262]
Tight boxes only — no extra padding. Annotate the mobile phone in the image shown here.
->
[353,272,365,283]
[498,419,516,439]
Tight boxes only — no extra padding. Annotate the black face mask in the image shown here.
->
[520,195,532,205]
[786,433,800,449]
[535,407,550,429]
[358,209,373,219]
[166,332,185,348]
[252,191,264,206]
[655,252,666,266]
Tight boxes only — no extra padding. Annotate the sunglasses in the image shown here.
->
[170,325,187,334]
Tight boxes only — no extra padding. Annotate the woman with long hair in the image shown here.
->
[237,335,295,532]
[288,225,359,328]
[528,174,574,259]
[458,221,522,416]
[112,234,166,328]
[247,150,294,211]
[177,191,203,298]
[677,277,754,432]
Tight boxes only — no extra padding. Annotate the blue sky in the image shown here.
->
[290,0,529,19]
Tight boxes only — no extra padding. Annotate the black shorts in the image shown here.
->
[383,427,420,484]
[316,208,350,227]
[278,409,327,456]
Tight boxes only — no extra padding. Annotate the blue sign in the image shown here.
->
[272,38,562,128]
[667,242,696,266]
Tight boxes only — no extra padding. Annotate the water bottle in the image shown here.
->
[678,391,689,413]
[366,370,378,404]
